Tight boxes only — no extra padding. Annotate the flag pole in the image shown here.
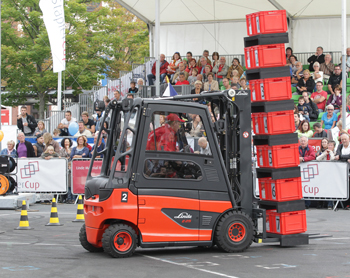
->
[58,71,62,110]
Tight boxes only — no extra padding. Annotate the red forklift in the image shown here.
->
[80,89,309,258]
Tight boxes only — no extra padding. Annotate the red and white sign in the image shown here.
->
[308,138,322,153]
[71,159,102,195]
[17,158,67,193]
[1,110,9,125]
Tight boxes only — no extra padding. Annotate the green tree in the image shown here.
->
[1,0,149,119]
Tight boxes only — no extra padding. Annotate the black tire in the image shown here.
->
[102,224,138,258]
[215,211,254,253]
[79,224,104,253]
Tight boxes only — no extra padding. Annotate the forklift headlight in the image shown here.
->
[228,89,236,98]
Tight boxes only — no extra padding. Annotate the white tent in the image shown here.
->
[116,0,350,56]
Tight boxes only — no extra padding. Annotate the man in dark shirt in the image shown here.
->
[17,106,37,136]
[312,122,327,138]
[328,65,343,94]
[16,132,35,158]
[128,81,138,94]
[81,111,96,134]
[307,46,325,71]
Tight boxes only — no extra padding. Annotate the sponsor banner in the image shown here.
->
[132,65,145,83]
[301,161,349,200]
[71,159,102,194]
[1,110,10,125]
[17,158,67,193]
[308,138,322,153]
[39,0,65,72]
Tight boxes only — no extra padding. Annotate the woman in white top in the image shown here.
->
[188,115,203,137]
[316,139,336,161]
[312,62,324,84]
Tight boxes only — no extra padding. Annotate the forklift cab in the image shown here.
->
[82,90,256,258]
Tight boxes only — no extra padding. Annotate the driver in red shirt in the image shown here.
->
[146,113,185,152]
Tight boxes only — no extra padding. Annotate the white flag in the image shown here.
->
[39,0,66,73]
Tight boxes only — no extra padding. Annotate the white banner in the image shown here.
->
[301,161,349,200]
[17,158,67,193]
[108,79,121,100]
[39,0,66,73]
[120,72,133,98]
[132,65,145,83]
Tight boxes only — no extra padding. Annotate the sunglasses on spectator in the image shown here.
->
[327,109,334,111]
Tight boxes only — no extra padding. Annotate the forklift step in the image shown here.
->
[253,134,298,146]
[265,233,309,246]
[251,99,294,113]
[256,167,301,180]
[246,66,290,81]
[259,199,305,213]
[244,33,289,47]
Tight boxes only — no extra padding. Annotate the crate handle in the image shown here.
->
[280,146,291,149]
[267,45,277,49]
[284,179,294,182]
[272,79,283,82]
[276,112,286,115]
[289,212,299,215]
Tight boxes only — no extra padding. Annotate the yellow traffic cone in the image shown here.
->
[72,195,85,222]
[15,200,33,230]
[46,198,63,226]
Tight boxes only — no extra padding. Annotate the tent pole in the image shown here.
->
[58,71,62,111]
[341,0,347,124]
[155,0,160,97]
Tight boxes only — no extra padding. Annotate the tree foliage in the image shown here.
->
[1,0,149,118]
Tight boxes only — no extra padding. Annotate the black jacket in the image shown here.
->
[306,98,319,122]
[336,144,350,161]
[16,140,35,158]
[308,54,325,71]
[17,114,37,134]
[297,77,315,94]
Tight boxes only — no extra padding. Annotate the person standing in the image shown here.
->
[33,134,45,157]
[16,132,35,158]
[17,106,37,136]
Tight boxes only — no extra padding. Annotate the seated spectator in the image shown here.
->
[58,111,77,136]
[204,73,219,91]
[297,70,315,95]
[187,115,203,137]
[0,140,17,158]
[172,63,189,84]
[239,78,248,90]
[326,85,342,113]
[198,137,211,155]
[128,81,138,94]
[302,91,319,121]
[202,65,212,83]
[17,105,37,136]
[114,90,122,101]
[137,78,144,87]
[197,50,212,68]
[288,55,298,71]
[16,132,35,158]
[196,74,203,85]
[43,132,60,153]
[175,72,190,85]
[191,81,205,104]
[294,113,301,131]
[336,120,350,140]
[81,111,96,134]
[286,47,297,63]
[90,132,105,158]
[328,65,343,95]
[166,52,182,80]
[147,54,169,85]
[127,93,134,99]
[317,139,336,162]
[226,58,244,79]
[188,68,198,85]
[320,54,335,82]
[230,76,240,87]
[74,121,92,137]
[335,133,350,164]
[297,120,313,138]
[321,104,337,130]
[59,138,73,159]
[212,56,229,83]
[34,120,47,136]
[222,78,231,90]
[231,83,239,90]
[53,129,60,137]
[307,46,325,71]
[101,121,108,142]
[297,97,311,122]
[186,51,193,62]
[186,58,199,76]
[311,81,328,112]
[212,52,219,67]
[199,56,212,75]
[291,61,304,87]
[313,122,327,138]
[299,136,316,163]
[70,135,90,159]
[33,134,44,157]
[316,138,329,157]
[311,62,323,84]
[41,146,60,160]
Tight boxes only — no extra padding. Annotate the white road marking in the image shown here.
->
[0,242,81,247]
[143,254,240,278]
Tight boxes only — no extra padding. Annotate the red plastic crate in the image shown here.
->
[252,111,294,135]
[266,210,307,235]
[259,177,302,202]
[250,77,292,102]
[256,144,299,168]
[252,10,288,35]
[244,47,253,69]
[246,13,257,36]
[252,44,286,68]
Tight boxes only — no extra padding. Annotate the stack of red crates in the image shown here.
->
[245,10,307,240]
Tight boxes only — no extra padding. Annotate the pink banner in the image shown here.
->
[308,139,322,153]
[71,159,102,194]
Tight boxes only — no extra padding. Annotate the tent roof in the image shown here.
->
[116,0,350,24]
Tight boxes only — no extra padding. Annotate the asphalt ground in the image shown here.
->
[0,203,349,278]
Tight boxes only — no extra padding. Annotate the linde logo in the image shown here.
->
[235,91,248,96]
[174,212,192,219]
[20,161,39,179]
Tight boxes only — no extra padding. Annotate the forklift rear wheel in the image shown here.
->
[215,211,254,252]
[102,224,138,258]
[79,224,104,253]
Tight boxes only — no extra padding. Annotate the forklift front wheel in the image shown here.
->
[79,224,104,253]
[215,211,254,253]
[102,224,138,258]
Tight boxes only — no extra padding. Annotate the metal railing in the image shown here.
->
[79,92,95,116]
[293,51,342,65]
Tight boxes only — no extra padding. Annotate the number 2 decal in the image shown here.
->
[121,192,128,202]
